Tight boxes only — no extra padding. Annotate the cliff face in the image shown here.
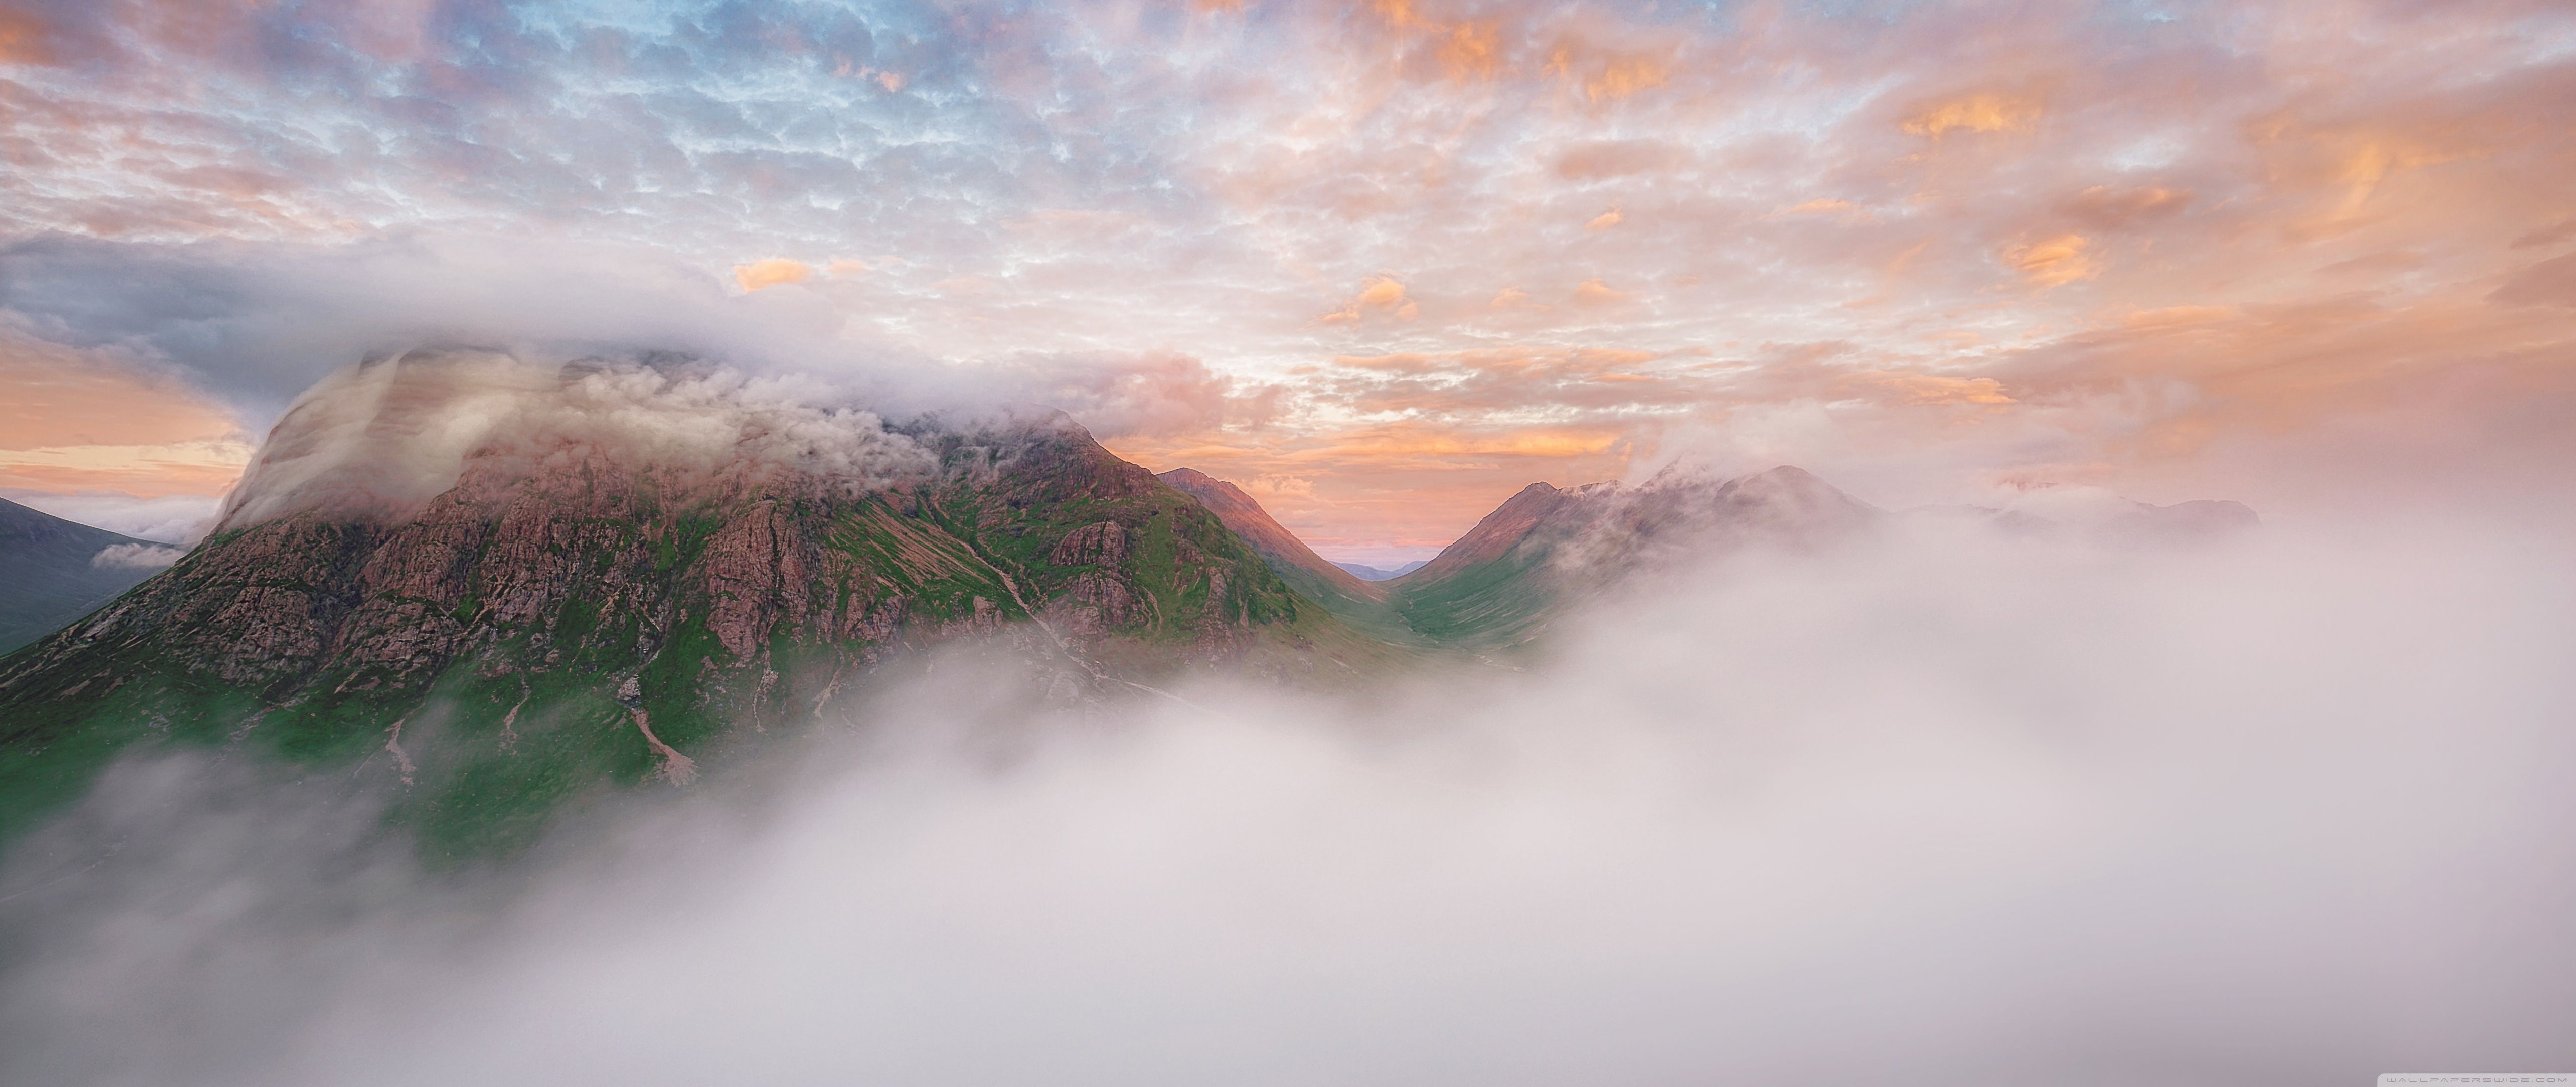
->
[0,351,1306,856]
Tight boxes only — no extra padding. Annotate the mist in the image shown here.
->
[3,510,2568,1086]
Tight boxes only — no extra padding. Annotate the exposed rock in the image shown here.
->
[1050,520,1130,568]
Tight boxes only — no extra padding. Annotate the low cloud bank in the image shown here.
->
[87,543,184,569]
[6,492,220,544]
[212,348,943,530]
[2,518,2570,1085]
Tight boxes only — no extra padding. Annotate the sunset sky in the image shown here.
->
[3,0,2571,561]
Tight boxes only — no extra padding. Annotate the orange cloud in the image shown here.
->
[1321,275,1418,325]
[0,8,54,65]
[1490,287,1547,311]
[0,341,251,498]
[2330,137,2459,217]
[2003,235,2098,287]
[1369,0,1501,83]
[1584,56,1667,101]
[1586,207,1625,231]
[1903,93,2041,137]
[1846,372,2016,406]
[733,258,812,291]
[2063,186,2192,229]
[1574,278,1628,305]
[1437,21,1501,81]
[1543,43,1670,102]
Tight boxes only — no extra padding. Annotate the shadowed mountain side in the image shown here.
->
[0,498,177,654]
[1155,468,1428,647]
[0,350,1387,859]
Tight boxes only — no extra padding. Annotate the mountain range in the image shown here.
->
[0,349,2255,856]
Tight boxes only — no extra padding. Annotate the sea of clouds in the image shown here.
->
[2,510,2569,1086]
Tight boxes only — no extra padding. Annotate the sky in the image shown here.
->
[2,0,2572,560]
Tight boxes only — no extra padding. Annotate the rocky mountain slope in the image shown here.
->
[1153,468,1424,646]
[0,498,179,654]
[0,350,1366,856]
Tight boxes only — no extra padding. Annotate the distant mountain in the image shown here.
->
[1386,464,1882,649]
[0,349,1381,856]
[1333,560,1427,582]
[0,497,181,654]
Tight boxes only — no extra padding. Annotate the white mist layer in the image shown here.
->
[216,348,939,530]
[3,520,2572,1086]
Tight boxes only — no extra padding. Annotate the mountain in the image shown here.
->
[1385,464,1882,649]
[0,497,182,654]
[1153,469,1424,646]
[1333,560,1427,582]
[0,349,1374,856]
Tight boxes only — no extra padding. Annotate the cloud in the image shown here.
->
[4,517,2572,1083]
[1901,93,2043,136]
[1573,278,1628,306]
[2491,253,2576,307]
[1554,140,1682,181]
[1585,208,1625,231]
[2059,186,2192,229]
[0,0,2570,554]
[2003,235,2098,287]
[89,541,184,568]
[1,490,219,542]
[733,259,814,292]
[1320,275,1418,325]
[211,349,940,531]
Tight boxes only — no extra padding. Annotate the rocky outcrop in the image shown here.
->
[1050,521,1129,568]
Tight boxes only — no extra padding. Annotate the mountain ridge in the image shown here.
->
[0,350,2265,859]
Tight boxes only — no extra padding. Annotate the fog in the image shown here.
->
[213,349,945,530]
[3,516,2572,1085]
